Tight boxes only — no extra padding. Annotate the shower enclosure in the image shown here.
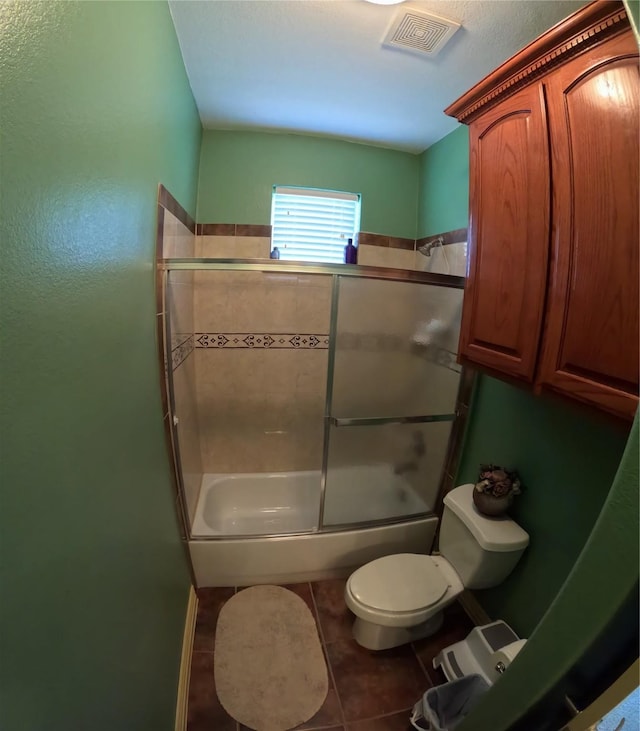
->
[162,259,465,586]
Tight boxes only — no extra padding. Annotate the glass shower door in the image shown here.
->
[322,276,463,528]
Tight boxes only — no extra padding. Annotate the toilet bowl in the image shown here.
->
[345,553,464,650]
[345,484,529,650]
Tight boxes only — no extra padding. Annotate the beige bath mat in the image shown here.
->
[214,585,328,731]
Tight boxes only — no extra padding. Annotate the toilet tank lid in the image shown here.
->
[444,484,530,552]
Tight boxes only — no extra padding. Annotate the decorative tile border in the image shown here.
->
[197,223,272,238]
[193,226,467,260]
[195,332,329,349]
[192,331,457,367]
[158,184,196,234]
[172,334,195,370]
[237,224,272,237]
[355,228,468,253]
[197,223,236,236]
[357,232,416,250]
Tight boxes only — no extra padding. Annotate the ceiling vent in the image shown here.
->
[382,6,460,58]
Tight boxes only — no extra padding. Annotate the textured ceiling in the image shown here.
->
[169,0,587,153]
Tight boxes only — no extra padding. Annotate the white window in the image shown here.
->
[271,186,361,263]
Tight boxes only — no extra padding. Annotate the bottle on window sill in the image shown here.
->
[270,246,280,259]
[344,238,357,264]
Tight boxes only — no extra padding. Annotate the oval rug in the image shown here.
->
[214,585,329,731]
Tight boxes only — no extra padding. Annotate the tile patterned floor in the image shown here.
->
[187,579,474,731]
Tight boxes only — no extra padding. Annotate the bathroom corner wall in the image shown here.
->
[193,271,332,473]
[417,125,470,240]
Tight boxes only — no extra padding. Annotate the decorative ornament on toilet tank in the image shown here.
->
[473,465,522,517]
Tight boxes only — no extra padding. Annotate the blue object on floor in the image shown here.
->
[597,686,639,731]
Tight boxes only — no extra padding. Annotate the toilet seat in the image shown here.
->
[349,553,448,612]
[345,553,459,628]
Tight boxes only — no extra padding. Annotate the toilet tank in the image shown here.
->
[439,484,529,590]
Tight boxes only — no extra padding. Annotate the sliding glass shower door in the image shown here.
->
[322,276,463,528]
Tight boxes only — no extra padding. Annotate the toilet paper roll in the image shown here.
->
[492,639,527,671]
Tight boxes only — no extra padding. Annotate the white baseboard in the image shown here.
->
[458,590,492,626]
[175,586,198,731]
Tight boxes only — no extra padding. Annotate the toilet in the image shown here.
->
[344,483,529,650]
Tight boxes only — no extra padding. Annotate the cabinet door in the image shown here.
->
[460,84,550,381]
[538,32,639,419]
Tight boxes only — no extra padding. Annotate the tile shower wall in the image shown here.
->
[194,227,467,277]
[415,242,468,277]
[163,208,195,259]
[196,231,272,259]
[357,243,417,270]
[357,232,467,275]
[193,271,332,473]
[163,206,203,524]
[356,233,415,271]
[169,227,465,494]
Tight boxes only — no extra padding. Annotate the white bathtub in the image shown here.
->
[189,466,438,587]
[191,470,321,536]
[191,465,430,537]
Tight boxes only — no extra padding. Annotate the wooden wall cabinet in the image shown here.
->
[446,1,639,420]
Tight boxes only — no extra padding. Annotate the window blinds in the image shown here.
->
[271,186,361,263]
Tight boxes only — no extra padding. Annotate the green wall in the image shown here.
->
[624,0,639,38]
[0,2,201,729]
[457,379,629,636]
[197,129,420,239]
[421,126,631,635]
[417,124,469,238]
[459,413,639,731]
